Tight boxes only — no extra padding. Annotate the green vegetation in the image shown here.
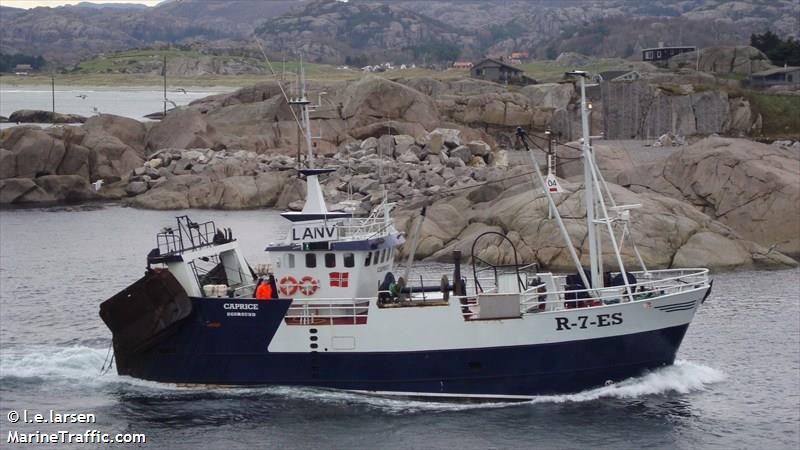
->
[747,92,800,140]
[516,58,636,82]
[407,42,461,65]
[750,31,800,67]
[0,53,47,73]
[73,49,204,74]
[0,64,466,89]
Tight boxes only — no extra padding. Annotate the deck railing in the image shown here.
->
[336,217,392,240]
[284,298,371,325]
[460,268,710,319]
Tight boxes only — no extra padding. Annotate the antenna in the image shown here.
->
[50,73,55,122]
[162,55,167,118]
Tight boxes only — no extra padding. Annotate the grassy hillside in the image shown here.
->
[73,49,205,74]
[747,92,800,140]
[517,58,647,82]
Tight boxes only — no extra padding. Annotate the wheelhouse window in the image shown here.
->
[306,253,317,268]
[325,253,336,268]
[288,254,295,269]
[365,252,372,267]
[344,253,355,268]
[380,249,387,263]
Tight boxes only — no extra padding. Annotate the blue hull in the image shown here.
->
[113,297,690,397]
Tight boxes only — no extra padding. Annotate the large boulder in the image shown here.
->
[8,110,85,124]
[341,76,440,131]
[668,46,774,75]
[0,128,66,178]
[0,149,16,179]
[521,83,574,110]
[398,170,796,270]
[0,178,49,203]
[0,175,92,204]
[145,108,210,154]
[557,141,636,182]
[618,137,800,258]
[460,92,534,127]
[83,114,147,155]
[84,133,144,182]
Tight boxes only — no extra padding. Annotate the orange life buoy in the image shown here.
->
[298,276,319,296]
[278,276,298,296]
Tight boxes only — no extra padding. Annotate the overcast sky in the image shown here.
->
[3,0,162,8]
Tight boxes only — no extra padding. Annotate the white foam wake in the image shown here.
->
[0,346,725,410]
[528,360,727,404]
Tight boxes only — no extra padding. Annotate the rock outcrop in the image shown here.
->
[341,76,440,135]
[668,46,774,75]
[617,137,800,258]
[395,173,796,271]
[0,114,146,204]
[595,80,761,140]
[8,110,86,124]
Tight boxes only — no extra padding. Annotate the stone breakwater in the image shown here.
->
[125,128,506,212]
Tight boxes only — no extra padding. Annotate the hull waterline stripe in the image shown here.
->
[655,300,697,310]
[656,305,697,312]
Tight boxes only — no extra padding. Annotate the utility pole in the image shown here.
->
[696,47,700,72]
[50,74,55,121]
[163,55,167,118]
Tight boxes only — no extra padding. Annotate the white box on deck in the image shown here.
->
[476,293,522,319]
[497,273,521,293]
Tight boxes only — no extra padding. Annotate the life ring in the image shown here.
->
[278,276,298,296]
[298,276,319,296]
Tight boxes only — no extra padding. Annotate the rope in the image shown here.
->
[99,341,114,375]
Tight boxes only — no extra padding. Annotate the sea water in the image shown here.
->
[0,86,231,129]
[0,206,798,449]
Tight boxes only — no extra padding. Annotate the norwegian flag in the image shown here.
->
[329,272,349,288]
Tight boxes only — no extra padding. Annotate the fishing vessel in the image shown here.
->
[100,70,712,400]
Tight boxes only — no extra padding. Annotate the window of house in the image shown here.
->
[287,254,295,269]
[306,253,316,268]
[325,253,336,268]
[344,253,355,268]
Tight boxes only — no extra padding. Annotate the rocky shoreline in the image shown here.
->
[1,76,798,271]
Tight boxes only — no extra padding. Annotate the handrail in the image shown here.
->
[456,268,709,318]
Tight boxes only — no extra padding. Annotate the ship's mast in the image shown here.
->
[575,73,602,289]
[289,56,328,215]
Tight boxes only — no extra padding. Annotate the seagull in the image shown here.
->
[92,179,104,192]
[76,94,87,99]
[175,88,187,94]
[92,106,100,115]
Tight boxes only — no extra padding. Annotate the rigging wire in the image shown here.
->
[250,36,308,159]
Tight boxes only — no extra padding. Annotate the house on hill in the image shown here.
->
[642,44,696,64]
[510,51,529,60]
[592,70,641,83]
[453,61,474,69]
[14,64,33,75]
[470,58,536,86]
[748,66,800,88]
